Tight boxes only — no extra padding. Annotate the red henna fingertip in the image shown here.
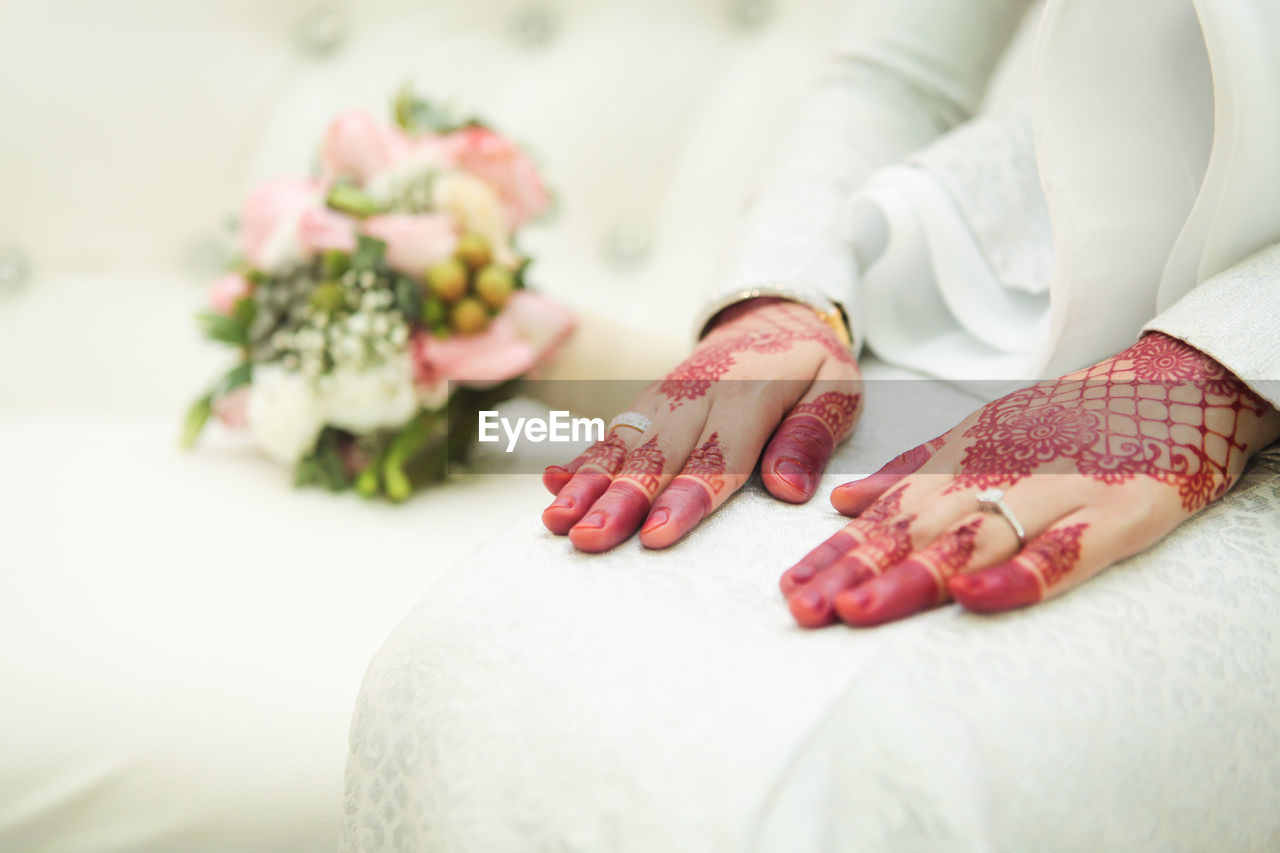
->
[834,561,937,627]
[567,482,651,553]
[787,587,836,629]
[640,508,669,535]
[949,563,1042,613]
[772,458,815,499]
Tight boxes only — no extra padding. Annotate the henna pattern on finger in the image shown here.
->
[860,483,909,524]
[617,436,666,495]
[789,392,861,441]
[661,304,853,410]
[918,519,982,586]
[1020,523,1087,589]
[579,429,630,476]
[946,334,1271,511]
[678,432,727,496]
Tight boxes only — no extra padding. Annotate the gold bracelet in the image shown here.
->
[815,306,852,348]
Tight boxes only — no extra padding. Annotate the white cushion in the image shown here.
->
[0,411,550,851]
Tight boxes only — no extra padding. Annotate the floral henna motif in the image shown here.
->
[1019,523,1087,589]
[617,436,666,494]
[920,519,982,583]
[851,517,915,579]
[954,403,1102,492]
[790,392,861,441]
[946,334,1270,511]
[860,483,908,525]
[678,433,727,496]
[579,430,629,476]
[660,305,853,410]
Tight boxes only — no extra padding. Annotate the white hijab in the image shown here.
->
[851,0,1280,379]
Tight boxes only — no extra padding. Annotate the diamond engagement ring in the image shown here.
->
[608,412,652,434]
[975,488,1027,548]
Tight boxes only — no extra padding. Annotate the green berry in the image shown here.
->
[474,265,515,309]
[451,297,491,335]
[455,233,492,269]
[425,258,468,302]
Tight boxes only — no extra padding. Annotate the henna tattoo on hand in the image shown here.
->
[790,391,861,441]
[1020,523,1087,590]
[860,483,909,524]
[580,429,630,476]
[661,303,853,410]
[917,518,982,589]
[617,436,666,494]
[678,432,727,496]
[947,334,1271,511]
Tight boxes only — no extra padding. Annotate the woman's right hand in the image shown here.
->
[541,297,863,552]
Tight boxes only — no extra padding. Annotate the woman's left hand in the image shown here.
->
[781,332,1280,628]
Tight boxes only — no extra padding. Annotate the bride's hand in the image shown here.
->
[542,297,862,552]
[781,332,1280,627]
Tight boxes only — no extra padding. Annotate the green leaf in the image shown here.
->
[350,234,388,273]
[322,248,350,279]
[392,84,485,134]
[420,295,446,328]
[512,257,532,290]
[219,361,254,394]
[180,394,213,449]
[393,275,423,324]
[326,183,384,218]
[294,428,351,492]
[196,311,249,346]
[181,362,253,450]
[231,297,257,328]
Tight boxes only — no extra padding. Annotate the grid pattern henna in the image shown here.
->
[949,334,1269,511]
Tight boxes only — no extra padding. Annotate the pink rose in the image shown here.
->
[362,214,458,275]
[501,290,575,359]
[210,272,252,315]
[240,178,319,267]
[410,291,574,390]
[411,319,536,390]
[298,207,357,255]
[321,109,411,184]
[445,126,550,228]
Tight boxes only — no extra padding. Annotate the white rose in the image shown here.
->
[320,352,419,433]
[246,364,327,465]
[432,172,516,266]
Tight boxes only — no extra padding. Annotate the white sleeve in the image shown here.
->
[1144,243,1280,409]
[695,0,1033,349]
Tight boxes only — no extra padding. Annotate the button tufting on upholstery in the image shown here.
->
[297,8,345,58]
[0,247,29,295]
[602,220,652,269]
[727,0,773,30]
[509,4,559,48]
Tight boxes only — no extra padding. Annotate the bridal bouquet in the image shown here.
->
[183,89,572,500]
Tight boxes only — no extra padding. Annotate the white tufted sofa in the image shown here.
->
[0,1,858,850]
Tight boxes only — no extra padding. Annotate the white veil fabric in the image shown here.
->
[850,0,1280,381]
